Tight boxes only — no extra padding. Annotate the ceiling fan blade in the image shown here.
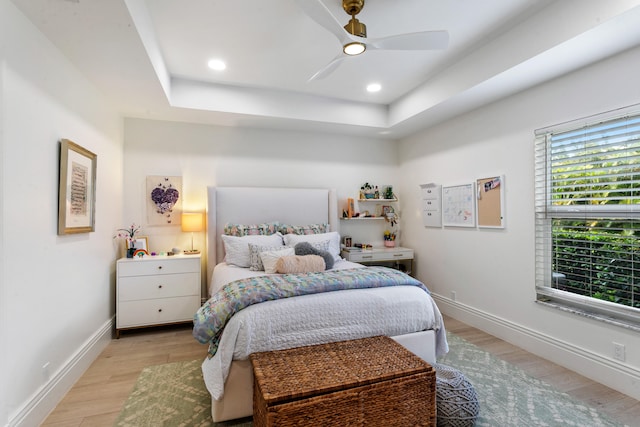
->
[368,30,449,51]
[308,55,346,81]
[295,0,354,45]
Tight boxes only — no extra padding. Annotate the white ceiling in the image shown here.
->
[11,0,640,139]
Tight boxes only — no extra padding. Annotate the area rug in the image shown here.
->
[115,333,625,427]
[438,332,624,427]
[113,359,250,427]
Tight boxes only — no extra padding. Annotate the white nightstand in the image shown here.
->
[116,254,201,338]
[341,246,414,276]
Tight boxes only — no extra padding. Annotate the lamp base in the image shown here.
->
[183,249,200,255]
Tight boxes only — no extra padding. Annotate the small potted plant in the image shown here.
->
[114,223,141,258]
[383,230,396,247]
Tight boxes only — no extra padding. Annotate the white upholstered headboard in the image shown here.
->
[206,187,338,289]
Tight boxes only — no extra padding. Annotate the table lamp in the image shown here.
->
[181,212,204,255]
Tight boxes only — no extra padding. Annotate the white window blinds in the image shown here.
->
[535,108,640,323]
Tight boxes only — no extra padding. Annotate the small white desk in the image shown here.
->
[341,246,414,276]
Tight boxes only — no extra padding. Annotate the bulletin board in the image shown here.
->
[476,175,505,228]
[442,183,476,227]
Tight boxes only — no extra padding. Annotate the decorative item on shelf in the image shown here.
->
[181,212,204,255]
[383,185,394,200]
[384,230,396,247]
[114,223,141,258]
[361,182,377,199]
[382,205,399,227]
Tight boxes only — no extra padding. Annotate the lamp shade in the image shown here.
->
[181,213,204,232]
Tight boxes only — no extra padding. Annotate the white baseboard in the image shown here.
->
[9,317,114,427]
[433,293,640,401]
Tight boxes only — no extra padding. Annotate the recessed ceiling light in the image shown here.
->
[207,59,226,71]
[367,83,381,93]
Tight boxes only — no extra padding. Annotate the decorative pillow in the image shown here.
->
[277,223,328,235]
[283,232,341,262]
[294,242,334,270]
[224,222,278,237]
[249,243,289,271]
[275,255,325,274]
[260,247,295,274]
[221,233,284,268]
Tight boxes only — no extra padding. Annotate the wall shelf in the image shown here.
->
[358,198,398,203]
[340,217,385,221]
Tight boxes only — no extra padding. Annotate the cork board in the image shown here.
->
[476,176,505,228]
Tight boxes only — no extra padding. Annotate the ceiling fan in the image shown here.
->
[297,0,449,81]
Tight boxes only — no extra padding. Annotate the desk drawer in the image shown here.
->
[348,250,413,262]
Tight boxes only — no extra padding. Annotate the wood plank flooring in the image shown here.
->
[41,324,208,427]
[41,316,640,426]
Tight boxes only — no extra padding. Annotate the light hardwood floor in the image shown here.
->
[41,316,640,426]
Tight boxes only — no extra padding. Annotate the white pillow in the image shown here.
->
[283,232,341,261]
[260,247,296,274]
[249,243,288,271]
[221,233,284,268]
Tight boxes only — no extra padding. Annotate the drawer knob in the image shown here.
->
[158,285,163,289]
[158,266,163,270]
[158,308,163,313]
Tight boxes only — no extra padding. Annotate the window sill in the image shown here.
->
[536,299,640,333]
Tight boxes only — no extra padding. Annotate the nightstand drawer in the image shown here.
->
[118,257,200,277]
[117,296,201,328]
[118,272,199,301]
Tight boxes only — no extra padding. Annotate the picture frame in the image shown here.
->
[57,139,97,235]
[127,236,149,252]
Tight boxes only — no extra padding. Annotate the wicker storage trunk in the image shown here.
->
[250,336,436,426]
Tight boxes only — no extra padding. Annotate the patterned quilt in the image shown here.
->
[193,267,429,357]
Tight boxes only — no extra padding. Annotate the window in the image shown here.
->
[535,107,640,326]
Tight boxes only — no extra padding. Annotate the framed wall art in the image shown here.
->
[146,175,182,225]
[57,139,97,235]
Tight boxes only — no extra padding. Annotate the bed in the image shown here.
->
[196,186,448,422]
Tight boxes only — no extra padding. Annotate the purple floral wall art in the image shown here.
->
[146,175,182,225]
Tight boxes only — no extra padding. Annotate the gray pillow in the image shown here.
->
[294,242,334,270]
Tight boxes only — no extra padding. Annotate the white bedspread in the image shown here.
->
[201,262,447,400]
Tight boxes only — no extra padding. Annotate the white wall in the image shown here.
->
[0,1,124,425]
[123,118,401,294]
[398,45,640,400]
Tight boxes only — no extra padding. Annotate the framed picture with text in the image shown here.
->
[57,139,97,235]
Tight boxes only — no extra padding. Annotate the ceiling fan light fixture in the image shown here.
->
[343,42,366,56]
